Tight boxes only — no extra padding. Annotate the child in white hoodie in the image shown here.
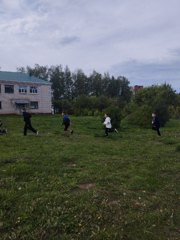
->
[103,113,112,136]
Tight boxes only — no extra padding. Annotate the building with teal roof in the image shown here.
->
[0,71,52,114]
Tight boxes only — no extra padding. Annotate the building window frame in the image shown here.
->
[30,101,38,109]
[19,86,27,94]
[5,85,14,94]
[30,86,38,94]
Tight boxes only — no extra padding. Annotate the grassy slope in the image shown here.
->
[0,115,180,240]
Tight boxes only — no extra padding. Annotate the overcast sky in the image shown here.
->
[0,0,180,92]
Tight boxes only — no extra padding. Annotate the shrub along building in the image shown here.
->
[0,71,51,114]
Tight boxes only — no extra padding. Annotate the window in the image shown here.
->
[30,101,38,109]
[19,86,27,94]
[30,86,38,94]
[5,85,14,93]
[0,101,1,109]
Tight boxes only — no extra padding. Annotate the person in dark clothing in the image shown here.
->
[0,120,7,135]
[22,108,38,136]
[152,112,161,136]
[62,112,73,135]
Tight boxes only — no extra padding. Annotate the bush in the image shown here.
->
[169,106,180,119]
[123,96,171,128]
[131,84,176,127]
[153,102,170,127]
[94,110,101,116]
[124,105,152,128]
[121,102,138,118]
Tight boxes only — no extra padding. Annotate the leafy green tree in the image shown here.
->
[101,72,110,94]
[94,96,111,112]
[117,76,132,103]
[74,95,92,110]
[134,84,176,107]
[64,66,73,100]
[72,69,88,98]
[49,65,65,101]
[106,76,120,97]
[89,71,103,96]
[17,64,49,80]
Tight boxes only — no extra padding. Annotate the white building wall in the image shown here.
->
[0,81,51,114]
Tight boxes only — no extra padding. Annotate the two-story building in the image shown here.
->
[0,71,51,114]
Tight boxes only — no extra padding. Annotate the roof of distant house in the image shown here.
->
[0,71,51,85]
[133,85,143,91]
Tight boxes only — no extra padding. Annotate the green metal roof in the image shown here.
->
[0,71,51,85]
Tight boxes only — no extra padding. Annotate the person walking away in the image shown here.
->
[62,112,73,135]
[22,108,38,136]
[152,112,161,136]
[103,113,112,136]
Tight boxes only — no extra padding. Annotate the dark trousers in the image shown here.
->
[64,123,70,131]
[152,126,161,136]
[24,122,37,136]
[105,128,111,136]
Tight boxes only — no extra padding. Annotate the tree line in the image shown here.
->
[17,64,132,112]
[18,64,132,98]
[17,64,180,128]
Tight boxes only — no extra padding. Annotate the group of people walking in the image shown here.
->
[22,108,73,136]
[0,109,161,137]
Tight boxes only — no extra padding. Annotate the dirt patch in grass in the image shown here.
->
[78,183,95,190]
[107,200,120,206]
[67,163,77,168]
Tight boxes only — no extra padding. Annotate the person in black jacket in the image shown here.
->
[152,112,161,136]
[22,108,38,136]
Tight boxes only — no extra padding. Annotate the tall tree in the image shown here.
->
[64,66,73,100]
[117,76,132,103]
[72,69,88,98]
[17,64,49,80]
[89,71,103,96]
[49,65,65,101]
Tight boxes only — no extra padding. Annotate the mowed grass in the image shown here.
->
[0,115,179,240]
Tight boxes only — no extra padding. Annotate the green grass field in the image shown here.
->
[0,115,180,240]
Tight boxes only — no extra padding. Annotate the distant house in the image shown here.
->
[131,85,143,94]
[0,71,51,114]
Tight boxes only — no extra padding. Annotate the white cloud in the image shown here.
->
[110,58,180,92]
[0,0,180,91]
[0,0,22,11]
